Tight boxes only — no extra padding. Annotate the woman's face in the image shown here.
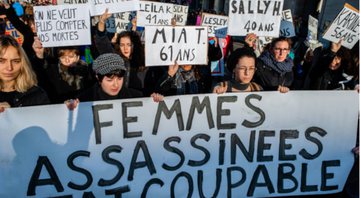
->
[181,65,192,71]
[59,50,79,67]
[30,21,36,33]
[119,36,133,59]
[234,56,256,84]
[0,46,22,86]
[100,75,123,96]
[329,56,341,70]
[272,41,290,62]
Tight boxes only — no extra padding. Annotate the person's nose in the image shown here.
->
[5,61,14,71]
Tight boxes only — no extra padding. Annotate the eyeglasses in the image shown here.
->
[59,55,78,60]
[274,48,290,52]
[236,66,256,73]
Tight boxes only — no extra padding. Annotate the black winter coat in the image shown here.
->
[254,59,294,91]
[77,83,143,102]
[0,86,50,107]
[32,56,94,104]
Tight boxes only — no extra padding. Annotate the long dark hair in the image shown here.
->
[115,31,145,69]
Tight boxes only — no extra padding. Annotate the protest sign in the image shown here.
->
[323,3,359,49]
[308,15,318,41]
[215,27,228,38]
[228,0,284,37]
[201,13,228,37]
[258,36,272,51]
[137,1,174,27]
[172,4,188,26]
[91,13,130,33]
[57,0,88,4]
[114,12,131,33]
[33,4,91,47]
[279,9,295,37]
[211,36,229,76]
[145,26,208,66]
[5,21,24,45]
[0,91,358,197]
[90,0,139,16]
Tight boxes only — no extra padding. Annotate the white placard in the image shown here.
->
[114,12,131,33]
[201,13,228,37]
[137,1,174,27]
[308,15,318,41]
[145,26,208,66]
[0,91,358,197]
[90,0,139,16]
[279,9,295,37]
[228,0,284,37]
[57,0,88,4]
[172,4,188,26]
[323,3,359,49]
[33,4,91,48]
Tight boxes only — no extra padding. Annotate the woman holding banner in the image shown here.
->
[212,47,262,93]
[65,53,163,110]
[246,35,294,93]
[0,35,49,112]
[95,9,144,93]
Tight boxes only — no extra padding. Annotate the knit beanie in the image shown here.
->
[92,53,126,75]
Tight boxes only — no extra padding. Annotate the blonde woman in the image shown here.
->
[0,35,49,112]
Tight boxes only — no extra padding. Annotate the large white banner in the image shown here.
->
[323,3,359,49]
[90,0,139,16]
[33,4,91,47]
[201,13,228,37]
[0,91,358,197]
[228,0,284,37]
[145,26,208,66]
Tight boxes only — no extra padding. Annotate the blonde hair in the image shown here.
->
[0,35,38,93]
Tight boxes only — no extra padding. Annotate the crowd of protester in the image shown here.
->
[0,1,358,197]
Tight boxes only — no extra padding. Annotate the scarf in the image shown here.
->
[259,50,293,75]
[58,62,83,90]
[230,79,250,91]
[174,67,198,94]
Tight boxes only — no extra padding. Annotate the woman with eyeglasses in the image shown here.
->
[213,47,262,93]
[32,37,94,104]
[0,35,49,112]
[95,9,144,93]
[245,35,294,93]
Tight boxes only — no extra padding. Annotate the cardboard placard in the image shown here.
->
[228,0,284,37]
[33,4,91,47]
[322,3,359,49]
[145,26,208,66]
